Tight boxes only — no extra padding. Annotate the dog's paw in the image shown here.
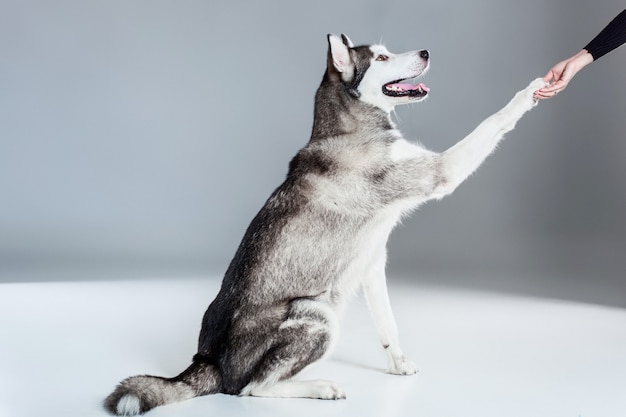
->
[310,380,347,400]
[527,77,549,93]
[388,355,418,375]
[509,77,547,112]
[525,77,549,107]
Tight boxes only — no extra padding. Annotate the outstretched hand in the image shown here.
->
[533,50,594,100]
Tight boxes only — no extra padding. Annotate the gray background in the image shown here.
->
[1,0,624,306]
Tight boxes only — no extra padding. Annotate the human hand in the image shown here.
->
[533,50,594,100]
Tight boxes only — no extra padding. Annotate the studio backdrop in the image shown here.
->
[1,0,625,305]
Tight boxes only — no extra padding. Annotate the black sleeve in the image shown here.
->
[583,9,626,61]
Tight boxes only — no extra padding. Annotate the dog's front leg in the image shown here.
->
[434,78,546,198]
[362,257,417,375]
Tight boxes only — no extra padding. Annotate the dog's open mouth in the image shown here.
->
[383,79,429,98]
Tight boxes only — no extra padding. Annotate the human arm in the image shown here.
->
[533,50,593,99]
[534,9,626,100]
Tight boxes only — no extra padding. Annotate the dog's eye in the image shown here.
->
[375,54,389,62]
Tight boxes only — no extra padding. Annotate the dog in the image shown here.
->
[104,34,546,415]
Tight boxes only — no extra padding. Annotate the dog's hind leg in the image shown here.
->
[362,254,417,375]
[245,379,346,400]
[239,298,345,400]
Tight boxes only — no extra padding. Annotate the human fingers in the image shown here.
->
[542,72,553,83]
[533,89,558,100]
[535,73,559,99]
[542,69,556,84]
[534,80,566,99]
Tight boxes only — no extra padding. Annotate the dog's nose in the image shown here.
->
[419,50,429,60]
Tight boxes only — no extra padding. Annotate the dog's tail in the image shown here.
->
[104,360,221,416]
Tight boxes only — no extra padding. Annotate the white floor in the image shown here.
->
[1,277,625,417]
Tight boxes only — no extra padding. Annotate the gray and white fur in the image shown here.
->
[104,34,546,415]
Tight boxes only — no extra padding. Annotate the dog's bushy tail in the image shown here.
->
[104,361,221,415]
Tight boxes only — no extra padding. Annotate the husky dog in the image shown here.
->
[105,34,546,415]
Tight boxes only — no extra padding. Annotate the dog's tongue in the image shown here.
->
[396,82,429,92]
[386,82,430,93]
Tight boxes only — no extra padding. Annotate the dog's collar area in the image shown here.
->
[382,79,429,98]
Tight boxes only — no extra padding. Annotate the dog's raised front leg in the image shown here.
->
[434,78,547,198]
[362,257,417,375]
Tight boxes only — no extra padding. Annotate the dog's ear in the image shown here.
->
[327,34,354,80]
[341,34,354,48]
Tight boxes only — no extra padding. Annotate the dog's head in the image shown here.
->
[326,34,430,112]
